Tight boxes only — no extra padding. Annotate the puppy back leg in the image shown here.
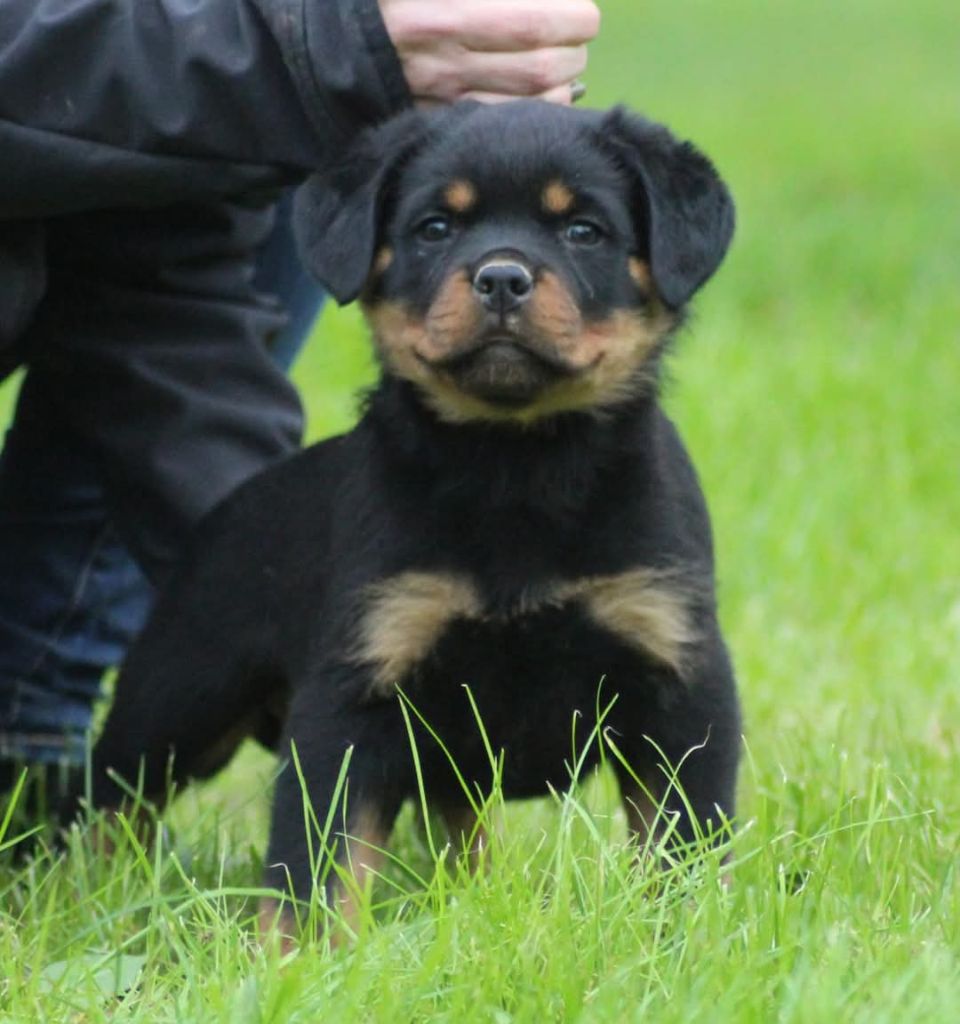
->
[67,573,285,820]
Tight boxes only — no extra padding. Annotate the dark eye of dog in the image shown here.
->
[415,215,453,242]
[563,220,604,246]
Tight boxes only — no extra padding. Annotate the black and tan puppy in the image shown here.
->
[70,101,741,937]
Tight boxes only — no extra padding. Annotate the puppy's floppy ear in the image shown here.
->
[294,109,429,304]
[601,108,735,309]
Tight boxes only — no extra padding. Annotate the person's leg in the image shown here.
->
[0,378,152,772]
[0,193,323,791]
[254,191,326,371]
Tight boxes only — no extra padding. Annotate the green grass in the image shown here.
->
[2,0,959,1017]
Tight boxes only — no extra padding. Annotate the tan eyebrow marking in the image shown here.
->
[542,180,575,215]
[553,568,700,679]
[352,565,697,699]
[443,179,477,213]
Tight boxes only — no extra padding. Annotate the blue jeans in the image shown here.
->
[0,194,323,768]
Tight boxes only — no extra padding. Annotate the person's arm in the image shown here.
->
[0,0,598,220]
[0,0,410,218]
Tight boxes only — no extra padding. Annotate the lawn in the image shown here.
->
[2,0,959,1019]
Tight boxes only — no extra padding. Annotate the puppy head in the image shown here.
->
[297,103,734,424]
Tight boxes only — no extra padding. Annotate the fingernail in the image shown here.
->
[570,80,587,103]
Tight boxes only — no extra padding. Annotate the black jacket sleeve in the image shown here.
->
[0,0,410,219]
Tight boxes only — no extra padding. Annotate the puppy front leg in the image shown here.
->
[616,634,741,859]
[615,728,736,868]
[259,686,408,948]
[617,770,669,856]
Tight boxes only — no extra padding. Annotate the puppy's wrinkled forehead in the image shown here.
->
[297,100,734,314]
[393,108,630,228]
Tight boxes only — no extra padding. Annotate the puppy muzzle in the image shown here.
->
[424,252,585,407]
[439,335,573,408]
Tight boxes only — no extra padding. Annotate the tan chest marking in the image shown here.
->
[352,572,482,693]
[354,567,697,696]
[555,568,699,677]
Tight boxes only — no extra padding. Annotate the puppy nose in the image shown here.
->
[472,262,534,312]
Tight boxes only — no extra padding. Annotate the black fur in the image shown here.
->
[69,102,741,928]
[298,103,734,308]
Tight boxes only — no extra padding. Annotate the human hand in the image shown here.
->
[379,0,600,106]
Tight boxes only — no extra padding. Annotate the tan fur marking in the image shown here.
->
[628,257,652,291]
[555,568,698,676]
[258,897,298,955]
[372,246,394,276]
[542,180,575,215]
[351,566,693,682]
[351,562,693,703]
[444,179,477,213]
[330,805,390,941]
[362,278,676,426]
[423,270,487,357]
[362,289,498,424]
[364,272,482,367]
[257,807,389,949]
[574,307,674,408]
[476,272,674,422]
[520,279,676,421]
[353,571,482,693]
[525,269,583,354]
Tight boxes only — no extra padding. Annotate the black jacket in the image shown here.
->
[0,0,410,579]
[1,0,409,348]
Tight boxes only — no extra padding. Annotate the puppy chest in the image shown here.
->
[350,569,697,741]
[411,613,641,796]
[352,568,696,680]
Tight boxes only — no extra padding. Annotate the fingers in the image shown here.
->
[383,0,600,53]
[402,45,588,104]
[381,0,599,106]
[429,82,582,108]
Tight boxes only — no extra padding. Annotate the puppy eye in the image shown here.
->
[416,215,453,242]
[563,220,604,246]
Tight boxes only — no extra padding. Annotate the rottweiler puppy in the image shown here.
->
[70,101,741,938]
